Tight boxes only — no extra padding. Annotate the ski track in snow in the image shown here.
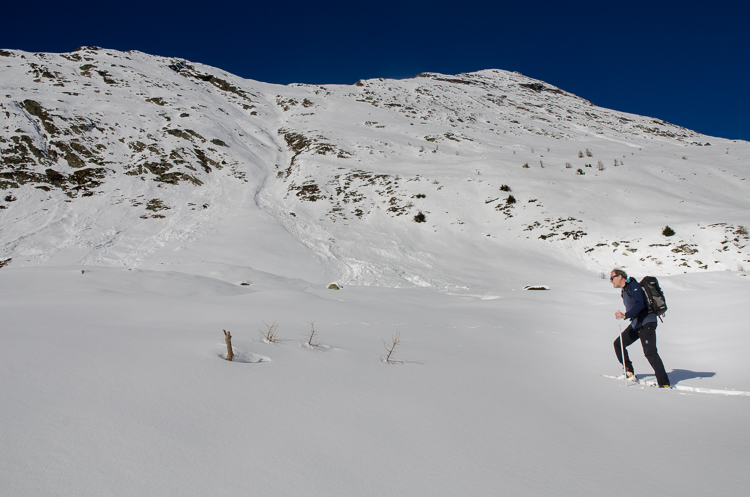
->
[601,374,750,396]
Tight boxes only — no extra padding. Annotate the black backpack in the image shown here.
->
[639,276,668,321]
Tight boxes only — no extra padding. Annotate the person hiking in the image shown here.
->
[610,269,670,388]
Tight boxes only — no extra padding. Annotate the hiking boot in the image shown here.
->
[658,384,671,389]
[625,371,635,379]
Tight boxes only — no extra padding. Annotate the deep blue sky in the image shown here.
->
[3,0,748,140]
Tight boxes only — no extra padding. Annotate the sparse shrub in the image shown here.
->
[736,225,748,236]
[500,184,511,192]
[662,226,676,237]
[414,212,426,223]
[381,331,402,364]
[565,162,572,168]
[506,195,516,204]
[523,163,529,168]
[302,321,322,348]
[585,148,593,157]
[260,320,280,343]
[578,150,584,158]
[576,168,585,175]
[597,161,604,171]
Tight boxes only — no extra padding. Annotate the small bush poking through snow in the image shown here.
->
[662,226,676,237]
[381,331,402,364]
[414,212,426,223]
[260,320,280,343]
[302,321,323,348]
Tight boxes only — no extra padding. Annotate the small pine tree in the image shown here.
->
[506,195,516,204]
[662,226,675,237]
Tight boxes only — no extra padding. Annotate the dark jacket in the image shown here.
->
[622,278,657,330]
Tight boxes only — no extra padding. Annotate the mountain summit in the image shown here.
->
[1,47,748,288]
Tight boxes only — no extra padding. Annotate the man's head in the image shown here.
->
[610,268,627,289]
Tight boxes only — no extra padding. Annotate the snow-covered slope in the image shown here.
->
[2,47,748,288]
[2,47,750,497]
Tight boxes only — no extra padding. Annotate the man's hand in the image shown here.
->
[615,311,626,320]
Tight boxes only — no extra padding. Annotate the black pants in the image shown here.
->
[613,323,670,386]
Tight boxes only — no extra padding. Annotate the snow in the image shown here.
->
[2,266,749,495]
[1,47,750,495]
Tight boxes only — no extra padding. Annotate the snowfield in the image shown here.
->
[1,47,749,496]
[1,266,749,496]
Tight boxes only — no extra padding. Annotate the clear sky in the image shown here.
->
[3,0,748,141]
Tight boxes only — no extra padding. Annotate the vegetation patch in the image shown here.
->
[292,182,325,202]
[145,199,170,211]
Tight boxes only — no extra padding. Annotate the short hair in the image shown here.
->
[611,268,628,280]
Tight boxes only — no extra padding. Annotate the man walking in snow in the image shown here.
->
[610,269,670,388]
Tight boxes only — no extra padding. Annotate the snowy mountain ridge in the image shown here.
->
[1,46,748,288]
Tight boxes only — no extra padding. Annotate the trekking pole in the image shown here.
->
[619,322,627,388]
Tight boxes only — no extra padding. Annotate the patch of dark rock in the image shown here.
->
[519,83,564,95]
[193,148,217,173]
[156,172,203,186]
[166,129,193,141]
[21,100,59,135]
